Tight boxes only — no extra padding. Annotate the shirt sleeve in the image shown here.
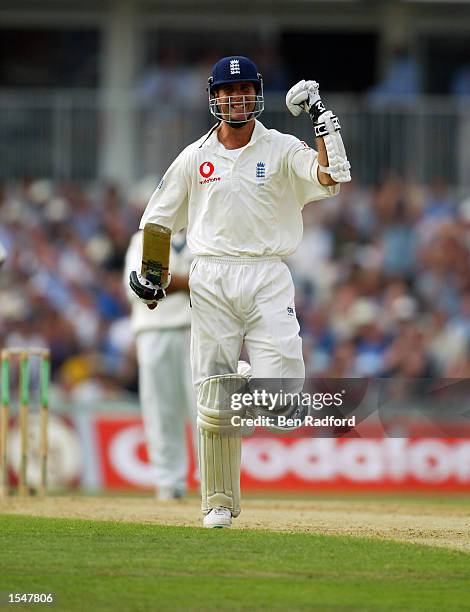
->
[139,147,190,232]
[284,136,340,209]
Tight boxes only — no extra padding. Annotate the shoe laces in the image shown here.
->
[212,507,230,516]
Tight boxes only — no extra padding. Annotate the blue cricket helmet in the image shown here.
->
[208,56,263,93]
[207,55,264,126]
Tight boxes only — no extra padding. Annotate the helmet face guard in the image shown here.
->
[207,56,264,127]
[208,90,264,126]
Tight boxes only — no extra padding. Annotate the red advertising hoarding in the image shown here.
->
[93,416,470,492]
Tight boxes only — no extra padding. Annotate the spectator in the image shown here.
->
[368,45,421,102]
[1,173,470,399]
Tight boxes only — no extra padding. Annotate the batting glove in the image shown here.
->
[129,271,168,309]
[286,80,323,117]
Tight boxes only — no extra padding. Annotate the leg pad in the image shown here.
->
[197,375,248,517]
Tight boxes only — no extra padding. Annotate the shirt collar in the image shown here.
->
[203,119,268,152]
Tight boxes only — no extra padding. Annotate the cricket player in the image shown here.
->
[0,239,6,267]
[130,56,351,527]
[124,230,196,499]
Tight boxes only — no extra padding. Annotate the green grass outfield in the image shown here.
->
[1,515,470,611]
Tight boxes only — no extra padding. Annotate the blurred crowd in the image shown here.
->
[0,179,142,402]
[291,177,470,381]
[136,47,292,110]
[1,175,470,402]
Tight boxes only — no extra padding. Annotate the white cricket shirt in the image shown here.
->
[124,231,192,333]
[140,120,339,257]
[0,238,6,264]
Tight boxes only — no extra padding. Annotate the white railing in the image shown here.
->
[0,90,469,187]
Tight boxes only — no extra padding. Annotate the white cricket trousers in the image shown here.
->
[189,256,305,388]
[136,328,196,493]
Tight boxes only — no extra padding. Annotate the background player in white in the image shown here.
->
[124,231,196,499]
[0,239,6,267]
[130,56,351,526]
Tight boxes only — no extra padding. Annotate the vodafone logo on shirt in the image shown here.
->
[199,161,220,185]
[199,161,214,177]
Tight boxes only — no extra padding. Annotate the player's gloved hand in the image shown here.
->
[286,80,323,117]
[129,271,168,310]
[287,80,351,183]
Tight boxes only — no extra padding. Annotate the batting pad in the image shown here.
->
[197,374,249,517]
[141,223,171,286]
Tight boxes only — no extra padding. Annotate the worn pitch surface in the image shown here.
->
[1,495,469,551]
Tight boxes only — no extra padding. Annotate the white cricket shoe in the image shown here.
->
[203,507,232,528]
